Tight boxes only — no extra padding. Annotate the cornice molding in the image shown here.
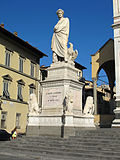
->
[1,97,28,104]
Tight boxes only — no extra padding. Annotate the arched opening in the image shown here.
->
[97,69,112,114]
[98,69,109,87]
[97,60,115,99]
[91,39,115,127]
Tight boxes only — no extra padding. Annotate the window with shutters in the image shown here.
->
[29,83,36,95]
[5,49,11,67]
[17,84,23,101]
[30,62,34,77]
[17,79,25,101]
[3,81,10,99]
[2,75,12,99]
[19,56,24,72]
[29,87,34,94]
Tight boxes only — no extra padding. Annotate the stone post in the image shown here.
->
[112,0,120,127]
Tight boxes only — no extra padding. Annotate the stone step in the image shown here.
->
[25,135,120,142]
[75,133,120,137]
[1,128,120,160]
[15,136,120,146]
[1,144,120,160]
[2,137,120,151]
[75,128,120,134]
[1,139,120,156]
[24,133,120,139]
[1,141,120,154]
[0,152,93,160]
[69,136,120,141]
[10,137,120,147]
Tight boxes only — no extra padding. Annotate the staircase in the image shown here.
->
[0,128,120,160]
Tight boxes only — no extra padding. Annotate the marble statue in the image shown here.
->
[28,93,40,116]
[84,96,94,115]
[64,91,73,114]
[51,9,69,63]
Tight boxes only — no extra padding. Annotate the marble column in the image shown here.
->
[112,0,120,126]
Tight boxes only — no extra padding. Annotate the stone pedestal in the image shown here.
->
[40,62,84,137]
[27,61,96,137]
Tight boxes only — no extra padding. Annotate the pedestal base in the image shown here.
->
[27,115,62,137]
[27,114,96,137]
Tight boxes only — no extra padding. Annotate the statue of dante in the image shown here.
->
[51,9,69,63]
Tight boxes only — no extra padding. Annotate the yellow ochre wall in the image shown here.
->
[0,33,40,134]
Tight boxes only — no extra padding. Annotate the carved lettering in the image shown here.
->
[43,88,62,107]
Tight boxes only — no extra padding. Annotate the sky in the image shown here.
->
[0,0,113,82]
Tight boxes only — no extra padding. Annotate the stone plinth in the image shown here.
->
[27,61,96,137]
[40,62,84,137]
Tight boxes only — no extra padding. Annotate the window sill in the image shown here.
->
[1,97,28,104]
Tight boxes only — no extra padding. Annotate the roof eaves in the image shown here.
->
[0,26,47,58]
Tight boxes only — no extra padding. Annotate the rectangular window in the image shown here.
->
[17,84,23,101]
[5,50,10,67]
[30,62,34,77]
[77,71,81,78]
[19,57,23,72]
[29,87,34,95]
[16,113,21,129]
[3,81,10,99]
[1,111,7,129]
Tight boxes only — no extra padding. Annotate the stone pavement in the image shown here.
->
[0,128,120,160]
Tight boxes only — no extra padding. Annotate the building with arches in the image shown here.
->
[91,39,115,127]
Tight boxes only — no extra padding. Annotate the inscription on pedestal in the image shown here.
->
[43,88,62,107]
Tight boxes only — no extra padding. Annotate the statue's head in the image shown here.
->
[56,9,64,19]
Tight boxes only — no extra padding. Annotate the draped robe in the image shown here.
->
[51,17,69,58]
